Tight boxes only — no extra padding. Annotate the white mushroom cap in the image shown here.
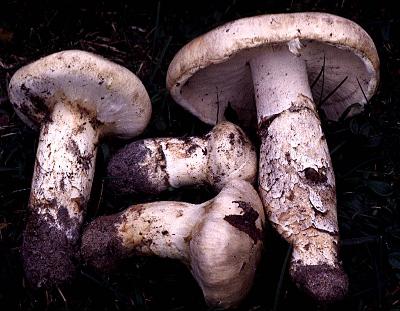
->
[9,50,151,138]
[167,12,379,125]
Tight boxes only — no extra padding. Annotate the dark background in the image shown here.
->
[1,0,399,310]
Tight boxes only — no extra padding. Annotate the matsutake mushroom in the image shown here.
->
[107,121,257,195]
[8,50,151,287]
[81,179,264,308]
[166,13,379,302]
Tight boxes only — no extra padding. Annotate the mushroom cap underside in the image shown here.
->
[9,50,151,138]
[167,12,379,125]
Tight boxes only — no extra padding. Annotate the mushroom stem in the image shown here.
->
[249,45,348,301]
[81,179,264,308]
[107,121,256,194]
[156,137,209,188]
[83,201,205,267]
[109,136,209,194]
[23,101,99,287]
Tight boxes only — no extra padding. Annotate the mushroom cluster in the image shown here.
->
[8,11,380,309]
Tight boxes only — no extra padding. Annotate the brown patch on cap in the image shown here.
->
[107,140,166,195]
[21,208,79,288]
[81,214,128,271]
[291,264,349,303]
[224,200,262,243]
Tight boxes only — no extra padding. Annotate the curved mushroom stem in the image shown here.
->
[249,45,348,302]
[22,101,99,287]
[107,121,256,194]
[81,179,264,308]
[82,201,205,268]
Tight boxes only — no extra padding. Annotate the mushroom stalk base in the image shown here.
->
[82,201,205,268]
[22,101,99,287]
[250,46,348,302]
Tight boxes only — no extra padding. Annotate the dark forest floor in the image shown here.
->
[1,0,400,310]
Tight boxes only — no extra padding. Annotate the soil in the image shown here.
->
[107,139,168,194]
[22,208,79,288]
[291,263,349,303]
[80,213,128,271]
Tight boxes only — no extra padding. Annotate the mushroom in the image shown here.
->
[81,179,264,308]
[8,50,151,287]
[166,13,379,302]
[107,121,257,195]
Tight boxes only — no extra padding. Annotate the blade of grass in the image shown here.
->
[320,76,349,105]
[215,86,220,124]
[56,286,68,310]
[376,236,384,308]
[356,77,369,104]
[0,167,19,172]
[317,55,326,106]
[330,140,348,156]
[338,156,382,179]
[150,35,172,82]
[80,270,131,304]
[311,54,325,89]
[339,102,363,122]
[272,244,292,311]
[342,235,379,246]
[152,1,161,57]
